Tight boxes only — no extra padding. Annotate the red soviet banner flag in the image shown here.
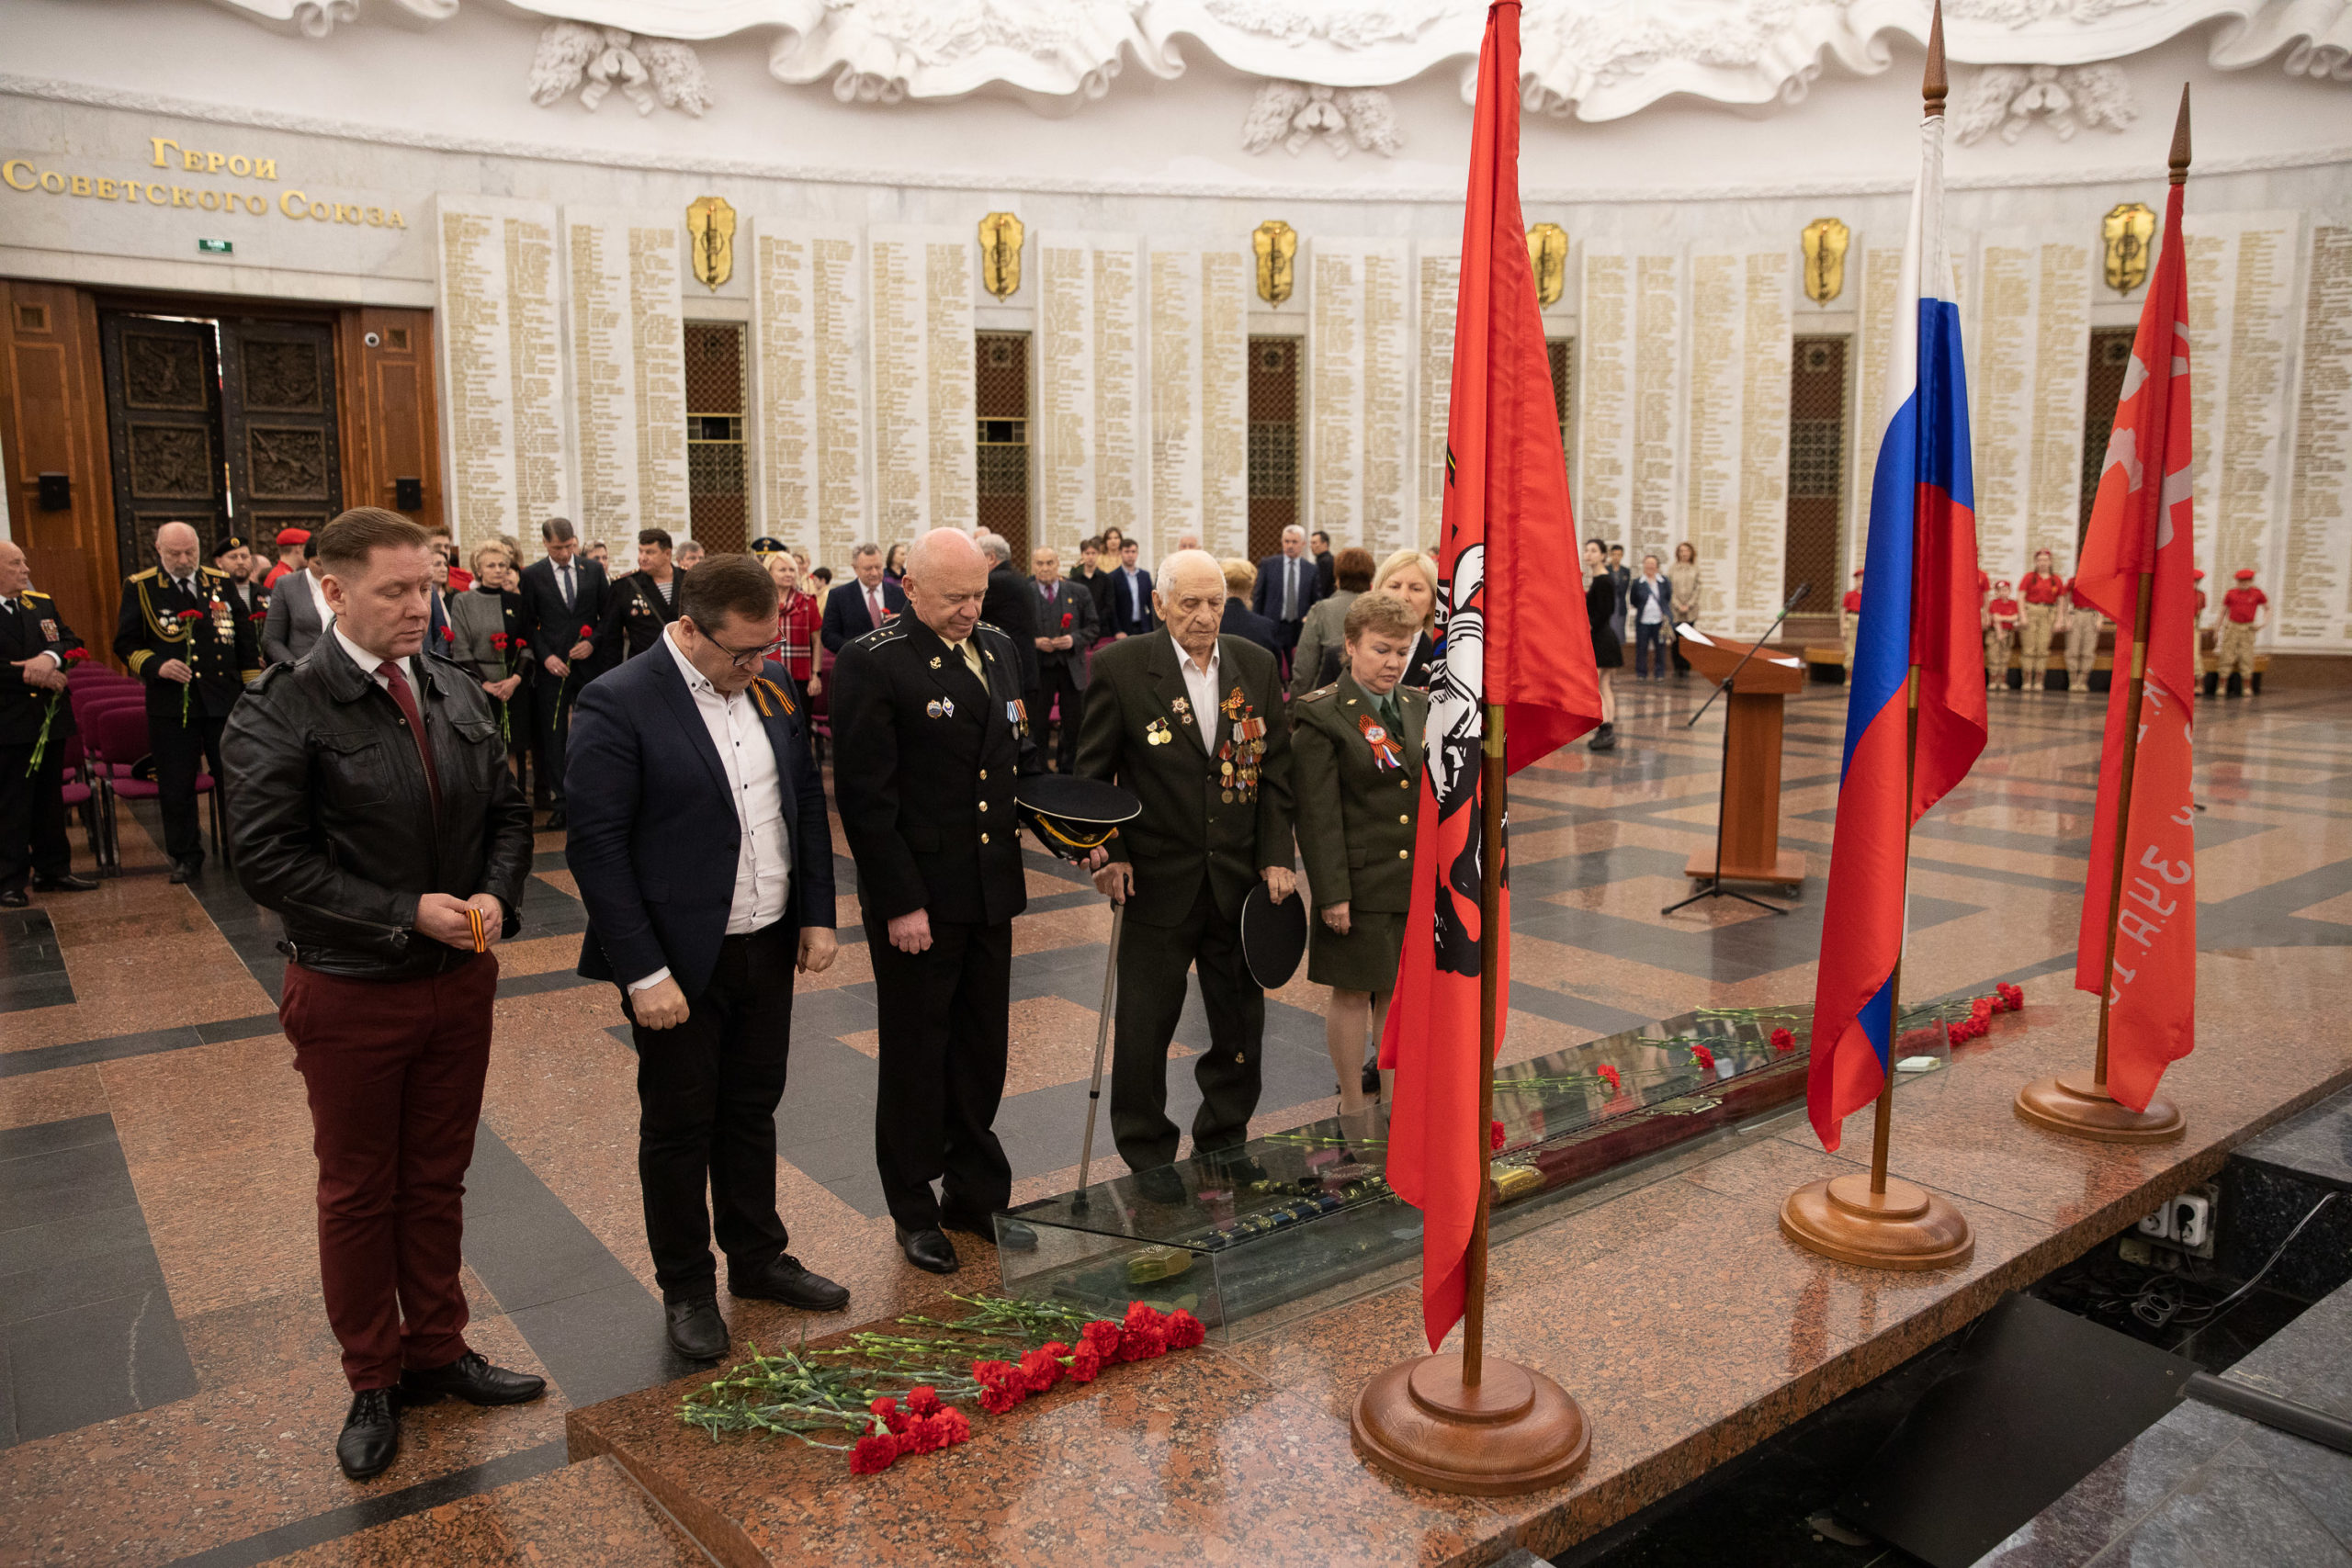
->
[2072,171,2197,1111]
[1380,0,1602,1351]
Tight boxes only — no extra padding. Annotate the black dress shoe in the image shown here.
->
[397,1351,546,1406]
[895,1224,960,1275]
[336,1387,400,1480]
[1133,1166,1188,1206]
[167,858,200,885]
[31,874,97,893]
[728,1254,850,1313]
[0,889,25,908]
[941,1210,1038,1252]
[664,1296,729,1360]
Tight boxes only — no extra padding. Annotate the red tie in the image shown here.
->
[866,587,884,627]
[379,660,442,816]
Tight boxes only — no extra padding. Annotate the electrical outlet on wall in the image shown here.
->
[2171,1185,2218,1258]
[2136,1204,2174,1241]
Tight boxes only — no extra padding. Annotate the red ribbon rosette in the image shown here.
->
[1356,712,1403,770]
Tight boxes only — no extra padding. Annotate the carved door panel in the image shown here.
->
[219,317,344,543]
[99,312,229,572]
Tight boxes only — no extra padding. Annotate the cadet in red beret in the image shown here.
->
[263,527,311,590]
[2217,568,2267,695]
[1984,580,2020,689]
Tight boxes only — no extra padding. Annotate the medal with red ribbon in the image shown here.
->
[1358,712,1403,771]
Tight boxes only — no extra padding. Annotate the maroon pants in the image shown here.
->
[282,955,498,1391]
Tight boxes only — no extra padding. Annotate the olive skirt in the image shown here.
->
[1308,908,1408,993]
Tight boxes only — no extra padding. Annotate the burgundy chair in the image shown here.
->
[56,733,101,865]
[83,704,224,874]
[70,690,147,779]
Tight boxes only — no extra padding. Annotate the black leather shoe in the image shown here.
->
[0,889,25,908]
[398,1351,546,1406]
[1587,723,1617,752]
[167,858,200,885]
[1133,1166,1187,1206]
[664,1296,729,1360]
[728,1254,850,1313]
[941,1210,1038,1252]
[895,1224,960,1275]
[31,874,97,893]
[336,1387,400,1480]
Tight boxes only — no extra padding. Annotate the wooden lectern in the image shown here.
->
[1678,627,1805,886]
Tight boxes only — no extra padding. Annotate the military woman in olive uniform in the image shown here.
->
[1078,548,1295,1179]
[1291,592,1428,1116]
[113,521,263,882]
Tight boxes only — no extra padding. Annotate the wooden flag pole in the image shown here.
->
[2015,89,2192,1145]
[1351,701,1590,1495]
[1778,5,1973,1271]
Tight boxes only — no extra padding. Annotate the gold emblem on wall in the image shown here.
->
[1253,220,1298,306]
[979,211,1024,300]
[2102,202,2157,294]
[1801,217,1849,304]
[1526,222,1567,308]
[685,196,736,291]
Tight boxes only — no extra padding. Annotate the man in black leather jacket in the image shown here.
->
[222,507,541,1483]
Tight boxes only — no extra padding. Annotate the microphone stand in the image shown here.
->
[1661,582,1811,918]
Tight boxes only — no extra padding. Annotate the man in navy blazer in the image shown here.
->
[1250,524,1323,655]
[1102,538,1156,637]
[820,542,906,653]
[565,554,849,1362]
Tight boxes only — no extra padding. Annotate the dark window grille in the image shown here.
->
[975,332,1030,559]
[1546,338,1575,477]
[2079,327,2136,544]
[1783,333,1849,607]
[684,321,748,554]
[1248,336,1300,559]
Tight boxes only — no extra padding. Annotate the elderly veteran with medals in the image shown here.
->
[1077,548,1296,1185]
[1292,591,1427,1116]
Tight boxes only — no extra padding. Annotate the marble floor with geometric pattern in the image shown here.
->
[3,675,2346,1566]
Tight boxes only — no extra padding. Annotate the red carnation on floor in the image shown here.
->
[1018,1347,1065,1393]
[1596,1063,1621,1093]
[1770,1026,1796,1054]
[1080,1318,1123,1359]
[867,1395,911,1435]
[1066,1345,1105,1383]
[1164,1309,1206,1349]
[850,1432,900,1474]
[924,1408,972,1448]
[1117,1302,1169,1361]
[905,1385,943,1417]
[1490,1120,1506,1152]
[972,1359,1029,1414]
[1690,1043,1716,1074]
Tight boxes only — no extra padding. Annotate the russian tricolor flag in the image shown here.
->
[1806,102,1988,1152]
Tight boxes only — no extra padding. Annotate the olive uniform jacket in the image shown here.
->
[1076,631,1295,930]
[829,616,1041,928]
[1289,673,1427,915]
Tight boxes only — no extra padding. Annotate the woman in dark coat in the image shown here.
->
[1292,591,1428,1115]
[1583,536,1621,751]
[448,543,533,786]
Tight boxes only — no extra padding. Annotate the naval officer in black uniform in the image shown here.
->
[830,527,1042,1274]
[114,520,263,883]
[1078,547,1295,1179]
[0,539,97,906]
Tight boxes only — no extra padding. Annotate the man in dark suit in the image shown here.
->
[1026,544,1096,773]
[1310,530,1336,601]
[566,554,849,1360]
[1102,538,1156,638]
[0,539,96,907]
[1079,548,1296,1179]
[1251,524,1322,658]
[976,533,1039,695]
[514,517,610,827]
[595,527,682,664]
[1219,560,1283,656]
[114,520,262,883]
[831,528,1041,1274]
[820,543,907,653]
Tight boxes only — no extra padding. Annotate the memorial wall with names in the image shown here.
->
[1416,246,1461,547]
[748,220,868,570]
[1970,231,2090,575]
[1035,232,1144,554]
[434,194,571,539]
[1683,244,1792,640]
[868,224,977,536]
[1577,247,1687,604]
[561,207,690,542]
[2282,222,2352,647]
[2182,210,2300,597]
[1146,244,1250,558]
[1308,238,1416,558]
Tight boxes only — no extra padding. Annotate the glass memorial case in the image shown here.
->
[1001,1000,1959,1342]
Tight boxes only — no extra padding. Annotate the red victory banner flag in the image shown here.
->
[2071,97,2199,1112]
[1379,0,1602,1352]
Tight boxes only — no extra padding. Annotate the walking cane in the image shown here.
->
[1075,898,1123,1195]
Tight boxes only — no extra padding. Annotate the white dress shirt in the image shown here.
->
[556,558,578,608]
[1171,630,1220,751]
[1639,573,1667,626]
[629,626,793,993]
[302,566,334,632]
[334,624,412,692]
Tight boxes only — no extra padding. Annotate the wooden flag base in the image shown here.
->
[1351,1352,1590,1496]
[1780,1172,1973,1270]
[2014,1070,2185,1144]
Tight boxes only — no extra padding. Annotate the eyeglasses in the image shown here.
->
[708,635,772,671]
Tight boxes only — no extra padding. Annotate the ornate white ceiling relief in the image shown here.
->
[189,0,2352,107]
[1952,62,2136,141]
[529,22,713,115]
[1239,82,1400,155]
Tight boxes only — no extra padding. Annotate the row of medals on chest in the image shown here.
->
[1146,689,1265,804]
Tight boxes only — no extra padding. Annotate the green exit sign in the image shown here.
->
[197,238,232,254]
